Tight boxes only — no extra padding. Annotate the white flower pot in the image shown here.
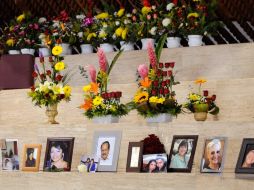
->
[141,38,155,50]
[39,47,51,57]
[188,35,203,47]
[59,43,71,55]
[100,43,118,53]
[21,48,35,55]
[166,37,181,48]
[8,50,20,55]
[146,113,172,123]
[93,115,119,124]
[80,44,93,54]
[120,41,134,51]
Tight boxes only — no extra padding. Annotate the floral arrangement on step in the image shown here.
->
[79,48,128,119]
[184,78,219,115]
[28,45,72,107]
[129,34,182,118]
[141,134,166,154]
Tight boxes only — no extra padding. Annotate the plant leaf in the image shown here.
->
[107,49,123,75]
[155,33,167,62]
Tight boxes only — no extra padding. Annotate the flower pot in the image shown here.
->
[80,44,93,54]
[100,43,118,53]
[39,47,51,57]
[59,43,71,55]
[146,113,172,123]
[141,38,155,50]
[166,37,181,48]
[194,112,207,121]
[21,48,35,55]
[188,35,203,47]
[8,50,20,55]
[45,104,59,124]
[93,115,119,124]
[120,41,135,51]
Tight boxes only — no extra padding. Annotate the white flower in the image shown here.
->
[114,12,117,16]
[38,17,47,23]
[162,18,171,27]
[76,14,85,20]
[52,21,60,28]
[78,32,83,38]
[53,32,59,36]
[179,23,183,28]
[152,5,156,10]
[102,23,108,28]
[204,31,208,36]
[115,21,120,26]
[166,3,175,11]
[38,33,45,40]
[126,13,131,17]
[150,27,157,35]
[124,19,128,25]
[112,34,116,39]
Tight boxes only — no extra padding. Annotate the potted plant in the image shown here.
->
[28,45,72,124]
[129,34,182,123]
[184,79,219,121]
[79,48,128,123]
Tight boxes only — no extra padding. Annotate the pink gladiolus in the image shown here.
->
[88,65,97,83]
[147,40,157,70]
[138,64,149,79]
[97,48,108,72]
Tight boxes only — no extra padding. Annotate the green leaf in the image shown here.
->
[155,33,167,62]
[107,49,123,75]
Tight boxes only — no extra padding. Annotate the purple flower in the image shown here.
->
[19,31,25,36]
[83,18,93,26]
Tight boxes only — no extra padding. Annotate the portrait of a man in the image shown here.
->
[96,137,115,166]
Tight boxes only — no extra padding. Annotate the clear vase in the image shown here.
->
[45,104,59,124]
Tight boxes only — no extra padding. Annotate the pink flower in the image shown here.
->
[88,65,97,82]
[147,40,157,70]
[97,48,108,72]
[138,64,149,79]
[34,23,39,30]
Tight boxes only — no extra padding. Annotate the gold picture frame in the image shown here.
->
[22,144,42,172]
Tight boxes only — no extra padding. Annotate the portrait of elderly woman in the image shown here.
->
[201,138,226,173]
[43,138,75,172]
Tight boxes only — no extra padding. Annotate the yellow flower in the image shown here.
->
[134,91,148,103]
[115,27,123,37]
[83,84,91,92]
[6,39,14,47]
[141,7,151,15]
[96,12,109,19]
[93,96,104,106]
[9,26,14,32]
[149,96,165,104]
[52,46,63,56]
[189,93,200,101]
[78,164,87,173]
[87,33,96,41]
[122,28,128,40]
[99,30,107,38]
[187,12,199,19]
[51,94,57,101]
[51,85,61,94]
[54,61,65,71]
[195,79,207,84]
[117,9,125,17]
[17,14,25,23]
[110,105,117,112]
[63,86,72,97]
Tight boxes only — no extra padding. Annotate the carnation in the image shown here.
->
[149,27,157,35]
[166,3,175,11]
[162,18,171,27]
[76,14,85,20]
[115,21,120,26]
[38,17,47,23]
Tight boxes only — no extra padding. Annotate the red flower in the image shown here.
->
[157,70,162,77]
[168,70,172,77]
[101,92,108,99]
[165,62,170,68]
[55,75,63,81]
[116,91,122,98]
[32,71,38,78]
[166,79,171,85]
[153,80,159,87]
[169,62,175,68]
[159,62,164,68]
[31,86,35,91]
[143,0,151,7]
[211,95,216,101]
[164,88,169,95]
[172,0,178,5]
[203,90,209,97]
[151,89,157,96]
[161,81,166,87]
[159,88,164,94]
[49,56,53,62]
[163,71,167,77]
[40,74,45,80]
[46,70,51,76]
[59,94,65,99]
[153,14,158,19]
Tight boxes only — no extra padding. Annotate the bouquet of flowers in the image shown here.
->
[184,79,219,120]
[79,48,128,119]
[130,34,181,118]
[142,134,166,154]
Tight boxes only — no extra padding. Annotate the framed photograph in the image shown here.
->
[235,138,254,177]
[0,139,6,149]
[142,153,167,173]
[43,137,75,172]
[200,137,227,173]
[2,139,19,171]
[126,142,143,172]
[92,131,122,172]
[80,155,99,173]
[22,144,42,172]
[168,135,198,172]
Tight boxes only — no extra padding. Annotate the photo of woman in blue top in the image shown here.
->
[170,140,190,169]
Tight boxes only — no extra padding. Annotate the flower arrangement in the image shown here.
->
[79,48,128,119]
[184,79,219,120]
[141,134,166,154]
[130,34,181,118]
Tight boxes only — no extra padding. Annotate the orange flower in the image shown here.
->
[140,77,152,88]
[90,82,99,95]
[195,79,207,84]
[80,98,93,110]
[61,23,65,31]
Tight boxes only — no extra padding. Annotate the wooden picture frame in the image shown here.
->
[43,137,75,172]
[200,137,227,173]
[22,144,42,172]
[235,138,254,175]
[168,135,198,173]
[2,139,19,171]
[126,142,143,172]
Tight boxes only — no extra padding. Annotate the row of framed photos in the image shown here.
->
[0,131,253,175]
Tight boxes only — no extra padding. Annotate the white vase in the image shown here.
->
[39,47,51,57]
[100,43,118,53]
[93,115,119,124]
[80,44,93,54]
[120,41,135,51]
[188,35,203,47]
[166,37,181,48]
[8,50,20,55]
[21,48,35,55]
[141,38,155,50]
[146,113,172,123]
[59,43,71,55]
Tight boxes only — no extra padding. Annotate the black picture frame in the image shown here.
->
[126,142,143,172]
[168,135,198,173]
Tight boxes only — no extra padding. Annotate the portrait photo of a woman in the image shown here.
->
[22,144,41,172]
[25,148,36,167]
[241,148,254,168]
[170,140,190,169]
[142,154,167,173]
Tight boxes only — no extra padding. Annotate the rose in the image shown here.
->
[161,81,166,87]
[101,92,108,99]
[165,62,170,68]
[46,70,51,76]
[116,91,122,98]
[164,88,169,95]
[151,89,157,96]
[166,79,171,85]
[40,74,45,80]
[153,80,159,87]
[159,62,164,68]
[159,88,164,94]
[32,71,38,78]
[163,71,167,77]
[169,62,175,68]
[49,56,53,62]
[55,75,63,81]
[168,70,172,77]
[157,70,162,77]
[203,90,208,97]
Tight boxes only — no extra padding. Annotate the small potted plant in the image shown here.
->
[184,79,219,121]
